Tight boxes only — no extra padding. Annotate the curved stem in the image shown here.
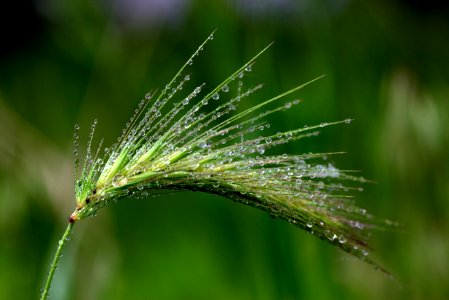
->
[40,222,74,300]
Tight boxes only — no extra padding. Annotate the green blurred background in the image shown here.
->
[1,0,448,299]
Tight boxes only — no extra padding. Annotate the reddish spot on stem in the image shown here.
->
[69,212,79,223]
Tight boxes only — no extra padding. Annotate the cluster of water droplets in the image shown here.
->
[71,32,385,267]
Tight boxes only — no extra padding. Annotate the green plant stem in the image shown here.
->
[40,222,74,300]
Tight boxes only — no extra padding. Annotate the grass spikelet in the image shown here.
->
[41,32,391,299]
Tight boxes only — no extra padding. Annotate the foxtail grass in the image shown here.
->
[41,32,391,299]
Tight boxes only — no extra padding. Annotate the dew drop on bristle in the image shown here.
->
[112,175,128,187]
[338,236,347,244]
[327,233,338,241]
[194,86,202,94]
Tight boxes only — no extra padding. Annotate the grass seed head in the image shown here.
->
[70,32,391,273]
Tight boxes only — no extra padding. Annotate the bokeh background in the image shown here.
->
[1,0,448,299]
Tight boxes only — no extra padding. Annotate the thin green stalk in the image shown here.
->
[40,222,74,300]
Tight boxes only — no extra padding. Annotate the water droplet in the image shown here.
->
[245,65,252,72]
[345,118,352,124]
[328,233,337,241]
[112,175,128,187]
[145,93,152,100]
[306,223,313,228]
[221,85,229,92]
[199,141,209,149]
[320,122,327,127]
[212,93,220,100]
[187,59,193,65]
[256,145,265,154]
[284,102,292,109]
[184,74,191,81]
